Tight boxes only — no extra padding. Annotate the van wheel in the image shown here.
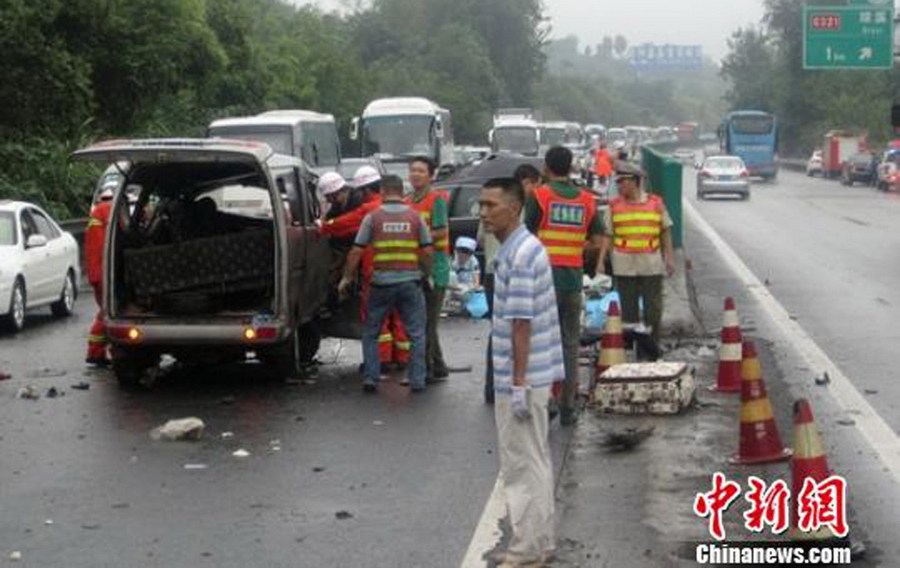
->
[51,270,76,317]
[262,332,302,379]
[112,348,159,390]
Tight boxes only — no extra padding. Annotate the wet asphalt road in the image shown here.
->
[687,167,900,433]
[0,302,578,567]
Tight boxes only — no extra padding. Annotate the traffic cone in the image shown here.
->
[729,341,792,465]
[710,297,742,393]
[596,301,626,377]
[790,399,840,541]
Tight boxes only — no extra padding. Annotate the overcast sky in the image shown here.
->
[301,0,767,61]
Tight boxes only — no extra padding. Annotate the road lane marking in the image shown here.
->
[684,198,900,482]
[460,476,505,567]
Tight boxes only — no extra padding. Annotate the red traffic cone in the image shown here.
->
[790,399,843,540]
[596,301,626,377]
[729,341,792,465]
[710,297,742,393]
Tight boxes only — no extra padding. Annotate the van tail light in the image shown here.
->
[740,170,749,178]
[242,326,278,342]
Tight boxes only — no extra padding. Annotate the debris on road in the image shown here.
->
[220,432,235,440]
[45,387,61,398]
[44,519,53,526]
[269,440,281,452]
[815,372,831,386]
[81,524,100,530]
[149,418,206,441]
[864,389,879,395]
[218,396,236,405]
[15,385,40,400]
[313,466,326,473]
[9,551,22,561]
[836,419,856,427]
[26,368,67,379]
[71,381,91,390]
[0,371,11,381]
[373,420,384,426]
[335,511,354,520]
[601,426,655,452]
[232,449,250,458]
[184,464,209,470]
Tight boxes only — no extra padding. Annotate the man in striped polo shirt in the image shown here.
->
[480,177,564,567]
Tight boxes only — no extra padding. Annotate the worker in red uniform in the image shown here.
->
[85,187,114,366]
[593,141,614,187]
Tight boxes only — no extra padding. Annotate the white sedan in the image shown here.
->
[0,200,81,332]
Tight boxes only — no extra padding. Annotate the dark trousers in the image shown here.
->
[556,290,582,412]
[425,286,448,377]
[615,275,664,342]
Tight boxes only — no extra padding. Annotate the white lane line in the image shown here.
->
[684,198,900,482]
[460,476,505,567]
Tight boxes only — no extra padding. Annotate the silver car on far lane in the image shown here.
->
[696,155,750,200]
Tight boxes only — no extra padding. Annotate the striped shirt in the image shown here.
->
[491,225,565,392]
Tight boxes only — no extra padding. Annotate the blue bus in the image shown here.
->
[719,111,778,180]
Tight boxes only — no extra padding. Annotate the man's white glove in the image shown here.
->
[511,385,531,420]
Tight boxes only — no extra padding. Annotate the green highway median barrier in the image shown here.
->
[641,145,683,248]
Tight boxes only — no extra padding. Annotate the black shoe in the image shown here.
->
[548,399,560,421]
[362,382,377,394]
[410,384,426,393]
[560,407,579,427]
[86,357,111,368]
[433,368,450,379]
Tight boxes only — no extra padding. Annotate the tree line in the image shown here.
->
[720,0,900,157]
[1,0,723,219]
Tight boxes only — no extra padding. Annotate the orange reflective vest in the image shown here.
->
[85,201,112,286]
[406,189,449,254]
[609,194,664,254]
[369,207,424,273]
[534,185,596,268]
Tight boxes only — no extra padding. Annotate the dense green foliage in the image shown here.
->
[1,0,725,218]
[721,0,899,156]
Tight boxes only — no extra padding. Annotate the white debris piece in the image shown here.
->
[44,519,54,526]
[150,418,206,441]
[232,449,250,458]
[184,464,209,470]
[16,385,40,400]
[220,432,235,440]
[9,551,22,561]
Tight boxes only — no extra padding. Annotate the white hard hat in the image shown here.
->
[318,172,347,196]
[613,140,627,150]
[455,236,477,252]
[352,165,381,188]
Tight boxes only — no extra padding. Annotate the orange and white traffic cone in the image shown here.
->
[710,297,742,393]
[790,399,841,541]
[596,300,626,377]
[729,340,792,465]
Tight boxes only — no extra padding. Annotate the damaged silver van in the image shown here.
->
[72,139,357,387]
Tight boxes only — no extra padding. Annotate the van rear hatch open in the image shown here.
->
[72,140,282,323]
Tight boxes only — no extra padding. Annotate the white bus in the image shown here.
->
[208,110,341,174]
[489,112,540,156]
[350,97,455,178]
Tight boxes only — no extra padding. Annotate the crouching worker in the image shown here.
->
[338,175,433,393]
[446,236,482,315]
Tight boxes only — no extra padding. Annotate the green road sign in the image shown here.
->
[803,5,894,70]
